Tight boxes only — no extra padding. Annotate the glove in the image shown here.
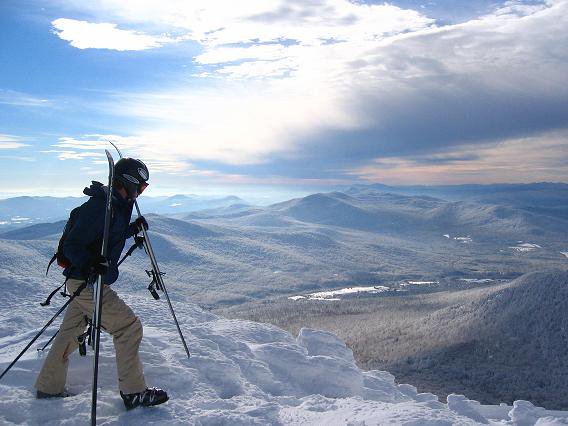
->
[88,255,109,276]
[134,216,149,232]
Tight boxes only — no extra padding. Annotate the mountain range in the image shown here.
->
[0,194,246,231]
[347,182,568,208]
[1,186,566,307]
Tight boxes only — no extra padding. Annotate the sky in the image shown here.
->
[0,0,567,200]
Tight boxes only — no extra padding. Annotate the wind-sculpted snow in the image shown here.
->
[2,290,567,425]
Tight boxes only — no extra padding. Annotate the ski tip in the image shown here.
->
[105,149,115,166]
[106,139,123,158]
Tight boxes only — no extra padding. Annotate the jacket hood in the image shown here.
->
[83,181,130,207]
[83,181,106,198]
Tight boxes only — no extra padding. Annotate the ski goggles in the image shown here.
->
[138,182,149,195]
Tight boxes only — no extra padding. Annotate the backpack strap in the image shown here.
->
[40,277,70,307]
[117,236,145,267]
[45,253,57,276]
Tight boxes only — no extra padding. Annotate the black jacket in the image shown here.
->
[62,181,138,284]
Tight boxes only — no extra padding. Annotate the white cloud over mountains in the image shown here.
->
[50,0,568,184]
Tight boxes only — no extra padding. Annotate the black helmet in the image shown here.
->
[114,157,149,199]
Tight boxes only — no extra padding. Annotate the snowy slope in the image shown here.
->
[1,289,568,425]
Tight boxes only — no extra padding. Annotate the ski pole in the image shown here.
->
[117,236,144,267]
[108,140,190,359]
[37,330,58,353]
[135,203,191,358]
[0,282,86,381]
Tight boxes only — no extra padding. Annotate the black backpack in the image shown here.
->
[46,206,81,275]
[41,206,82,306]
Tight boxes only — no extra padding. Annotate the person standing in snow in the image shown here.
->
[35,158,169,409]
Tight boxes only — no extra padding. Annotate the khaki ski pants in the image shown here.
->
[35,278,146,395]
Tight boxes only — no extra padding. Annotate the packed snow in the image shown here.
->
[288,286,391,301]
[3,292,568,425]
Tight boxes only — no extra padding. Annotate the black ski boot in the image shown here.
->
[120,387,169,410]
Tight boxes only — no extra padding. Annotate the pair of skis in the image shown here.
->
[108,142,191,359]
[90,148,191,425]
[89,150,114,425]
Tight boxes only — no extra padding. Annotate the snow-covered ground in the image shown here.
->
[2,293,568,425]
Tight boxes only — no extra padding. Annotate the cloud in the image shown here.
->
[0,134,31,149]
[51,0,568,184]
[100,83,353,166]
[0,90,51,107]
[0,155,35,162]
[51,18,180,51]
[46,137,114,161]
[59,0,432,45]
[50,135,195,174]
[52,136,114,151]
[42,149,106,161]
[347,130,568,184]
